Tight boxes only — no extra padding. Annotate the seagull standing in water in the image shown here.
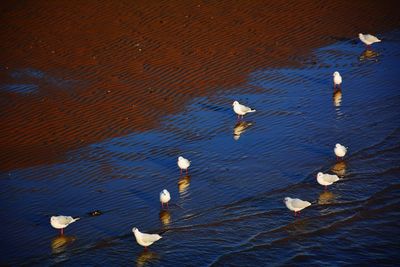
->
[177,156,191,175]
[359,33,381,49]
[284,197,311,217]
[159,189,171,209]
[232,101,256,120]
[334,143,348,160]
[317,172,340,190]
[132,227,162,251]
[50,215,80,235]
[333,71,342,90]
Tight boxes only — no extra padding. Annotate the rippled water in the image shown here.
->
[1,30,400,266]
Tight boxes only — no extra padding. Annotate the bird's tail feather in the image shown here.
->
[249,109,256,113]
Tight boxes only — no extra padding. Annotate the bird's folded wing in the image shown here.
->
[58,216,74,224]
[141,233,162,243]
[240,105,251,112]
[325,174,339,182]
[292,199,310,209]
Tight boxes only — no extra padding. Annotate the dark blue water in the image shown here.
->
[1,30,400,266]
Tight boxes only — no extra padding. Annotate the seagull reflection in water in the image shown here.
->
[331,161,347,177]
[51,235,76,254]
[286,218,309,235]
[333,89,342,107]
[233,121,253,140]
[159,210,171,226]
[178,175,191,195]
[333,89,344,119]
[136,250,160,267]
[359,49,379,62]
[318,191,336,205]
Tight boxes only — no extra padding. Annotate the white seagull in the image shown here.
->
[50,215,80,235]
[232,101,256,120]
[284,197,311,216]
[159,189,171,209]
[177,156,191,175]
[132,227,162,250]
[317,172,340,190]
[333,71,342,90]
[359,33,381,48]
[334,143,348,160]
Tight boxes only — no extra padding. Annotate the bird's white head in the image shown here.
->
[284,197,290,203]
[335,143,341,147]
[359,33,363,38]
[162,189,169,195]
[132,227,138,233]
[178,156,183,161]
[317,172,323,179]
[333,71,340,77]
[232,101,239,106]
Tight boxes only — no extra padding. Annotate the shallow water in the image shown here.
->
[1,29,400,266]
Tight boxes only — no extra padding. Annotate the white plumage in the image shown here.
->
[333,71,342,89]
[359,33,381,46]
[284,197,311,216]
[232,101,256,118]
[177,156,191,174]
[159,189,171,208]
[50,215,80,234]
[334,143,348,158]
[317,172,340,189]
[132,227,162,249]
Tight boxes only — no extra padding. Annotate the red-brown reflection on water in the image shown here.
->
[1,0,399,170]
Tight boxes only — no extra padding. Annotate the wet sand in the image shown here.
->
[1,0,399,170]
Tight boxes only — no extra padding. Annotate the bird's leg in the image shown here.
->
[186,169,188,175]
[161,202,164,209]
[166,202,169,209]
[60,228,64,235]
[325,185,327,191]
[144,247,147,251]
[180,169,182,176]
